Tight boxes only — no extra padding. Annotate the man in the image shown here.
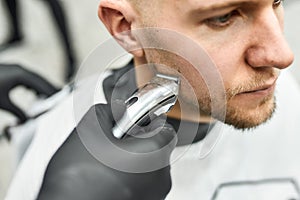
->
[5,0,300,199]
[98,0,293,128]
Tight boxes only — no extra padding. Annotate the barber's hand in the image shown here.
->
[38,103,177,200]
[0,63,58,123]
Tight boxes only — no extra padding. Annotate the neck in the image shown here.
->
[134,57,213,124]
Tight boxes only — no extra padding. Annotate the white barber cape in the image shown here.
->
[5,69,300,200]
[167,70,300,200]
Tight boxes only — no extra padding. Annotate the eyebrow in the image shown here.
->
[189,0,255,15]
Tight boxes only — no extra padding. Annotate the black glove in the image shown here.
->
[38,102,177,200]
[0,63,58,123]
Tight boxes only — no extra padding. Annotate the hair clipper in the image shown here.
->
[112,74,180,139]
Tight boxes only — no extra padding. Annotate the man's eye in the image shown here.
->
[273,0,284,7]
[205,10,239,28]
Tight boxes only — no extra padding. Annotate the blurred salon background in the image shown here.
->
[0,0,110,198]
[0,0,299,199]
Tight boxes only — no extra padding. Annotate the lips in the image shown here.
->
[238,78,278,95]
[242,84,274,94]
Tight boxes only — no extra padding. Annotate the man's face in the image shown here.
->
[133,0,294,129]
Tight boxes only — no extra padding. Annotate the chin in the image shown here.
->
[224,97,277,131]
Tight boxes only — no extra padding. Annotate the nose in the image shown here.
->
[245,8,294,70]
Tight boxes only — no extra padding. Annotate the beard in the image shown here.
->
[224,95,276,130]
[193,69,279,130]
[196,89,277,130]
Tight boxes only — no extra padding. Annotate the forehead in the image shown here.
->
[136,0,274,27]
[163,0,266,11]
[142,0,272,22]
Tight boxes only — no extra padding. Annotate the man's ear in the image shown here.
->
[98,0,144,57]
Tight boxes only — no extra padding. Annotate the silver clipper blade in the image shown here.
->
[112,74,180,139]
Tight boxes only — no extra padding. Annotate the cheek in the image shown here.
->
[152,52,211,105]
[208,50,243,91]
[193,20,253,90]
[160,55,209,100]
[203,34,251,92]
[180,65,208,99]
